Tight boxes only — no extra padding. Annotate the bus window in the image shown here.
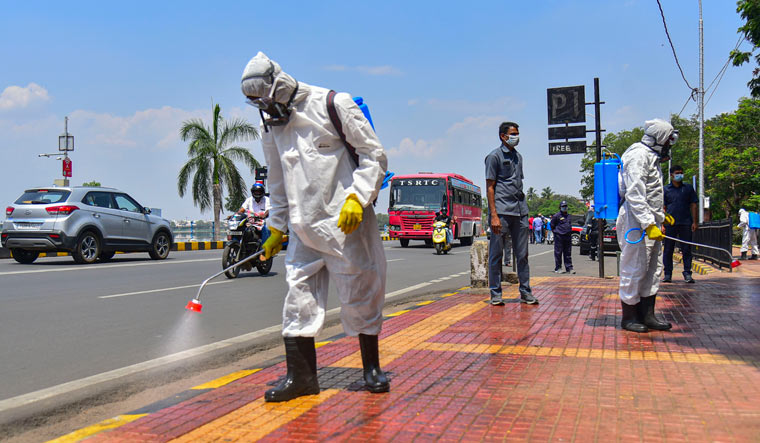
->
[389,179,446,211]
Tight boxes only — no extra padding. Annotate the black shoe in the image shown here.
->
[490,298,505,306]
[683,272,695,283]
[751,254,759,260]
[621,301,648,333]
[265,337,320,402]
[662,274,672,283]
[741,252,748,260]
[520,293,539,304]
[638,296,672,331]
[359,334,390,393]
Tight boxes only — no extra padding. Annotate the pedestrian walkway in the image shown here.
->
[54,270,760,442]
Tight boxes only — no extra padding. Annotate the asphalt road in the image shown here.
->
[0,239,614,406]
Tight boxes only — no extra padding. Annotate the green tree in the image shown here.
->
[730,0,760,97]
[540,187,553,200]
[225,192,246,214]
[82,180,101,187]
[526,187,537,201]
[704,98,760,217]
[178,104,260,239]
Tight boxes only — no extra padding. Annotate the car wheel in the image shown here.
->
[571,233,580,246]
[99,251,116,261]
[73,231,101,264]
[400,238,409,248]
[222,243,241,279]
[11,248,39,264]
[149,231,171,260]
[459,236,473,246]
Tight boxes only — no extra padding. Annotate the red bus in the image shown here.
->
[387,173,483,247]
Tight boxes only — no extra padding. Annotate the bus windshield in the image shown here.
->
[389,179,447,211]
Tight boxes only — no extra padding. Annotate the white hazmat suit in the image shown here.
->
[738,208,759,257]
[241,52,388,338]
[616,119,674,305]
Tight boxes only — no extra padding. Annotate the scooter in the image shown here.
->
[432,220,452,255]
[222,213,273,278]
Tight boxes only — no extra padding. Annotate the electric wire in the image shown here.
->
[676,93,694,118]
[656,0,697,93]
[704,37,743,108]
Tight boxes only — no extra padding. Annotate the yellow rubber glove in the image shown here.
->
[337,193,363,235]
[260,226,285,260]
[645,224,664,241]
[664,213,675,226]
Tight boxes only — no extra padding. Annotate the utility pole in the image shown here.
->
[698,0,705,223]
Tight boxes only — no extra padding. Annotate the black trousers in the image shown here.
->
[663,224,693,276]
[554,233,573,271]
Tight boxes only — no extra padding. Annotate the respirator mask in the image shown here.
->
[658,129,679,162]
[244,61,299,131]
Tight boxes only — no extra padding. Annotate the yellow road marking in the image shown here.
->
[191,369,261,390]
[417,342,749,365]
[47,414,147,443]
[440,292,458,297]
[458,286,470,291]
[386,309,411,317]
[169,389,341,442]
[416,300,435,306]
[333,301,486,369]
[315,341,332,348]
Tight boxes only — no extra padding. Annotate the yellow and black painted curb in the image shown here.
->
[48,287,470,442]
[381,234,397,241]
[672,253,717,275]
[2,242,227,259]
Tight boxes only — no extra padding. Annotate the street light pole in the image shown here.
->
[698,0,705,223]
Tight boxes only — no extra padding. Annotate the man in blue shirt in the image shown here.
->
[551,201,575,274]
[663,165,698,283]
[533,215,544,244]
[485,122,537,306]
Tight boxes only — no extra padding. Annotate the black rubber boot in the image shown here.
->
[638,296,672,331]
[265,337,320,402]
[359,334,390,393]
[741,252,748,260]
[621,301,648,333]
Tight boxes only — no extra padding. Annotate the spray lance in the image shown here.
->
[186,246,278,313]
[624,228,741,269]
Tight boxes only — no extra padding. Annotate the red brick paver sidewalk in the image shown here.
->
[59,270,760,442]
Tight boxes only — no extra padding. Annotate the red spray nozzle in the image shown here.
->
[186,298,203,313]
[731,259,742,268]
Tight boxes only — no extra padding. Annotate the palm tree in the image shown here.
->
[178,104,260,240]
[526,187,537,201]
[540,186,554,200]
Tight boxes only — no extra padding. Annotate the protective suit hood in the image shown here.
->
[640,119,675,153]
[241,52,307,105]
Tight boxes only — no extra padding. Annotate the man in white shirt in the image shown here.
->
[239,181,270,218]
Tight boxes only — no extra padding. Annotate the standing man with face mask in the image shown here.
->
[617,119,678,333]
[551,201,575,274]
[485,122,537,306]
[662,165,698,283]
[241,52,389,402]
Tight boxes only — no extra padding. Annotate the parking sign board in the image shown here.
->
[547,86,585,125]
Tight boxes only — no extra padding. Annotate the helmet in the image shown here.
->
[251,181,265,200]
[560,200,568,210]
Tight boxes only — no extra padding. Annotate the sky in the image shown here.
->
[0,0,754,221]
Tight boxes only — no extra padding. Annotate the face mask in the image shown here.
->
[246,74,299,131]
[673,173,684,182]
[504,135,519,147]
[560,206,568,213]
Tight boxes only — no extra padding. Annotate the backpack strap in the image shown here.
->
[326,90,359,167]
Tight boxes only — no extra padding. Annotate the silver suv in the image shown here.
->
[2,186,173,264]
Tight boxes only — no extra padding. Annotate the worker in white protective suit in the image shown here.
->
[738,208,759,260]
[617,119,678,333]
[241,52,389,402]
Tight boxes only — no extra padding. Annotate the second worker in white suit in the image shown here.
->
[617,119,678,333]
[241,52,389,402]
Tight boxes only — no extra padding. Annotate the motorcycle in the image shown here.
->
[432,220,452,255]
[222,213,273,278]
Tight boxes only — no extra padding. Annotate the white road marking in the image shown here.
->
[529,250,554,258]
[99,280,233,299]
[0,257,219,276]
[386,259,405,262]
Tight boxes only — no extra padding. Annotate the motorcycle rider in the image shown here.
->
[617,119,678,333]
[238,181,271,242]
[241,52,389,402]
[434,208,453,246]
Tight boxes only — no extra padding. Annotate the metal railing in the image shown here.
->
[692,217,733,270]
